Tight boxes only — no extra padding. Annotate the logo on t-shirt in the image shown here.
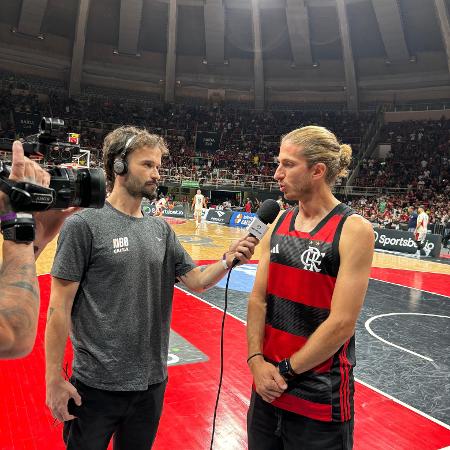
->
[113,237,129,254]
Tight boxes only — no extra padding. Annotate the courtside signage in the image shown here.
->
[142,205,186,218]
[229,212,256,228]
[373,228,442,257]
[205,209,232,224]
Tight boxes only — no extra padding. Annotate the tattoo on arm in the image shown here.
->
[0,307,33,337]
[47,307,55,323]
[0,249,39,350]
[6,281,39,300]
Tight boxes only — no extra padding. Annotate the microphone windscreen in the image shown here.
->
[256,199,280,225]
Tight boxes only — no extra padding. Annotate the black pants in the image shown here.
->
[247,392,354,450]
[64,377,167,450]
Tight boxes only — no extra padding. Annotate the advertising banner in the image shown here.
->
[205,209,232,224]
[229,212,256,228]
[142,203,186,218]
[196,132,220,152]
[373,228,442,257]
[14,113,41,134]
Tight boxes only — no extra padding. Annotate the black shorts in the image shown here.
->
[247,391,354,450]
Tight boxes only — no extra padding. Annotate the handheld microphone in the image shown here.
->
[231,199,280,268]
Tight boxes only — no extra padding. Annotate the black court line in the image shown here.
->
[183,278,450,426]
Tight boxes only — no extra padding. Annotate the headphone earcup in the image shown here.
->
[113,158,127,175]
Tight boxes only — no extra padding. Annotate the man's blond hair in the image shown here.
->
[282,125,352,185]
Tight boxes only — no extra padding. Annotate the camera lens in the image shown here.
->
[76,168,106,208]
[49,167,106,209]
[40,117,65,135]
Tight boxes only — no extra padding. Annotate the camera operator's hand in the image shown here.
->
[1,141,50,215]
[2,141,78,257]
[9,140,51,188]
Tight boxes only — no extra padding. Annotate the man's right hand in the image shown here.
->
[249,359,287,403]
[1,140,51,215]
[46,378,82,422]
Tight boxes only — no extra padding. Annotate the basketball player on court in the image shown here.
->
[44,126,258,450]
[0,142,76,359]
[154,194,167,217]
[414,206,429,257]
[246,126,374,449]
[191,189,206,227]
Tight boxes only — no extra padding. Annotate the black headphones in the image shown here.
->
[113,135,137,175]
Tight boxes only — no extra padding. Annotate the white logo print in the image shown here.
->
[270,244,280,254]
[216,211,225,217]
[300,247,325,272]
[156,237,162,242]
[113,237,129,254]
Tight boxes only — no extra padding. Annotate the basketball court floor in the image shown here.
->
[0,218,449,449]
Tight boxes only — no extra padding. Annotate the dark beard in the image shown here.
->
[124,175,158,200]
[142,190,157,201]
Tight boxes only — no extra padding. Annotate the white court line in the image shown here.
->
[365,313,450,362]
[355,378,450,431]
[175,285,246,325]
[370,276,450,298]
[175,285,450,432]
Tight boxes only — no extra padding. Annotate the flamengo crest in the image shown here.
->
[300,246,325,272]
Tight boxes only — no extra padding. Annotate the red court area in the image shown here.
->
[0,271,449,450]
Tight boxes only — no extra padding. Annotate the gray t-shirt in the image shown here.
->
[51,202,196,391]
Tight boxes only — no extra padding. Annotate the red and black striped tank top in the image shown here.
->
[263,202,355,422]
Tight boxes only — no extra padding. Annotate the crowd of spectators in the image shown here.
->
[348,193,449,232]
[354,118,450,195]
[0,72,448,234]
[0,72,371,181]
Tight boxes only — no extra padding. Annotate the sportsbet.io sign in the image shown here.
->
[373,228,442,257]
[142,204,186,218]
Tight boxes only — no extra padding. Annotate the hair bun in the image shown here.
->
[338,144,352,177]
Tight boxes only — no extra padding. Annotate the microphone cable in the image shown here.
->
[209,265,234,450]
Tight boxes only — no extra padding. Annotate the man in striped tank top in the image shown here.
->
[246,126,374,449]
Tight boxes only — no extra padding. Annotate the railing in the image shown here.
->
[160,168,412,195]
[384,102,450,112]
[333,185,408,196]
[159,168,279,191]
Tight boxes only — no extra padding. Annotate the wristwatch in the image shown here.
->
[0,212,35,244]
[278,358,297,380]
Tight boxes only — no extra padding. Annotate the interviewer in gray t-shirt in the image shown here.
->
[45,126,257,450]
[51,202,196,390]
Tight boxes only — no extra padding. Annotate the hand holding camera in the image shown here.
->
[1,142,83,250]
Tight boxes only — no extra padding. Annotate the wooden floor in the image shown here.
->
[0,217,449,450]
[16,219,449,277]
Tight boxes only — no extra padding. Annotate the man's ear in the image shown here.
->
[311,162,327,180]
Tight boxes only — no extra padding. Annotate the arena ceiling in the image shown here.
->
[0,0,450,108]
